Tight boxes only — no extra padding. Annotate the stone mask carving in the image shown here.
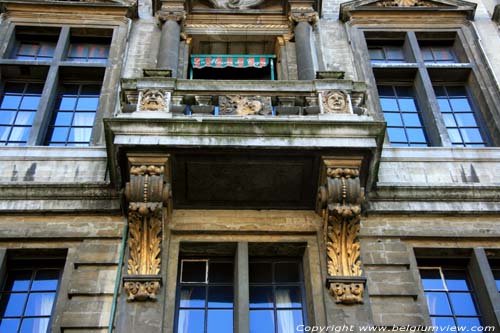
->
[139,89,167,112]
[207,0,265,9]
[323,90,349,113]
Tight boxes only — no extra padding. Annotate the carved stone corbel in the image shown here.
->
[123,155,172,301]
[317,157,366,305]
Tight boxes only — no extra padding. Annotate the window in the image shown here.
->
[10,27,59,61]
[363,31,496,147]
[377,85,428,147]
[45,83,101,146]
[434,85,485,147]
[419,266,482,331]
[174,243,308,333]
[0,25,114,146]
[0,82,43,146]
[249,259,306,333]
[0,259,63,333]
[176,259,234,333]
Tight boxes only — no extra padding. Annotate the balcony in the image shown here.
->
[104,76,386,210]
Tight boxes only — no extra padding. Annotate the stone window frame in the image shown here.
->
[0,18,128,146]
[412,247,500,328]
[348,24,500,147]
[165,239,323,333]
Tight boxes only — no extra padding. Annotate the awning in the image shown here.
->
[191,54,275,69]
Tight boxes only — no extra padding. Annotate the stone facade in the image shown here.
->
[0,0,499,331]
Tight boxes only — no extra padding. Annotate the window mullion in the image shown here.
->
[52,26,70,63]
[235,242,249,333]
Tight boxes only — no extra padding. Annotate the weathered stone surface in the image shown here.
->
[371,296,425,326]
[74,240,121,266]
[59,296,113,328]
[67,266,117,296]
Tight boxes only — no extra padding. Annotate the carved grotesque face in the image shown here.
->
[141,89,166,111]
[327,91,347,111]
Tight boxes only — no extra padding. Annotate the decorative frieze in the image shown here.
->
[219,96,272,116]
[317,158,366,304]
[123,155,172,301]
[375,0,438,6]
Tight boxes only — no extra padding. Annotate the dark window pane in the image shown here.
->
[25,292,55,316]
[208,286,233,308]
[81,85,101,95]
[209,262,233,283]
[447,86,467,97]
[0,318,20,332]
[275,263,300,282]
[444,270,469,291]
[426,292,452,315]
[0,293,28,317]
[62,85,79,95]
[1,96,22,109]
[250,286,273,308]
[181,261,207,283]
[385,47,404,61]
[179,286,205,308]
[395,86,413,97]
[25,84,44,94]
[249,263,272,283]
[275,286,302,308]
[387,128,407,143]
[32,270,60,291]
[433,47,454,62]
[377,86,395,97]
[449,293,478,316]
[250,310,275,333]
[20,318,50,333]
[460,128,483,144]
[277,309,304,333]
[422,48,433,61]
[420,269,444,290]
[207,309,233,333]
[177,309,204,333]
[369,48,384,60]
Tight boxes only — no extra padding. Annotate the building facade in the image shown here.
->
[0,0,499,331]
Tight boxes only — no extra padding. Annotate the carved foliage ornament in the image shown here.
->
[139,89,168,112]
[322,90,350,114]
[318,165,365,304]
[123,158,171,301]
[219,95,272,116]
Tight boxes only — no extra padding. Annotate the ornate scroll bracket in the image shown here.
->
[317,157,366,305]
[123,155,172,302]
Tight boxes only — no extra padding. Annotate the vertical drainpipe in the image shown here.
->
[108,217,128,333]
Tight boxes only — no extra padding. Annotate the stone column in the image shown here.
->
[157,10,185,77]
[290,11,318,80]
